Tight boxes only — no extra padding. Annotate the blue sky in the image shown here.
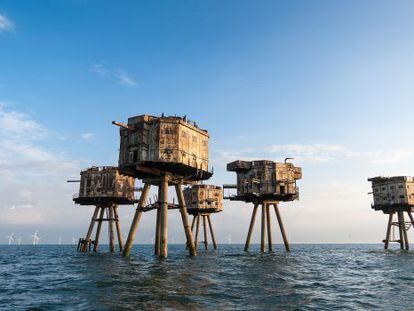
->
[1,1,414,244]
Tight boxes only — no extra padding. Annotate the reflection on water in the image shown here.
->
[1,244,414,310]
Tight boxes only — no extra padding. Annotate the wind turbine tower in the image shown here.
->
[30,231,41,245]
[5,233,14,245]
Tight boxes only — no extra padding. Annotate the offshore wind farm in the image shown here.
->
[1,1,414,310]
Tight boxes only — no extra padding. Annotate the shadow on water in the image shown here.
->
[2,244,414,310]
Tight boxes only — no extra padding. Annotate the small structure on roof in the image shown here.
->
[113,114,213,259]
[368,176,414,250]
[71,166,135,253]
[184,184,223,250]
[224,159,302,253]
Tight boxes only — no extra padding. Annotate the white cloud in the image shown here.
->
[0,14,14,32]
[114,69,137,87]
[81,132,94,140]
[90,64,137,87]
[9,204,34,210]
[0,104,80,226]
[346,150,413,164]
[0,102,48,139]
[90,63,110,77]
[266,143,413,165]
[266,144,345,163]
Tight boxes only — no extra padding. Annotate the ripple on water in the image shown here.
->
[2,244,414,310]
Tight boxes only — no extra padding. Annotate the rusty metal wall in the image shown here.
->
[118,115,209,172]
[184,185,223,212]
[78,167,135,200]
[370,177,414,206]
[229,160,302,197]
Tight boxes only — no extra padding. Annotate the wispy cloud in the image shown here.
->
[266,143,413,164]
[81,132,94,140]
[90,64,110,77]
[90,63,137,87]
[215,143,413,166]
[266,144,345,163]
[0,103,80,225]
[114,69,137,87]
[0,102,48,139]
[0,14,14,32]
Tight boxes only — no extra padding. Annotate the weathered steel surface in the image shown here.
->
[74,166,135,205]
[183,184,223,215]
[123,183,151,257]
[115,114,212,181]
[226,160,302,203]
[368,176,414,212]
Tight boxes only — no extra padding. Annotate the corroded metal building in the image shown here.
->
[225,159,302,253]
[226,160,302,202]
[113,114,212,258]
[74,166,135,205]
[184,184,223,214]
[184,184,223,250]
[369,176,414,209]
[73,166,135,253]
[114,114,212,182]
[368,176,414,250]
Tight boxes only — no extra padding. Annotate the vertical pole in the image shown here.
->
[384,213,393,250]
[191,215,196,231]
[401,212,409,250]
[123,183,151,257]
[195,215,200,251]
[108,206,116,252]
[82,206,99,252]
[203,215,208,250]
[266,204,273,252]
[207,215,218,250]
[93,207,105,252]
[175,183,197,256]
[274,204,290,252]
[245,204,258,251]
[113,206,123,252]
[159,176,169,258]
[154,204,161,255]
[261,203,266,253]
[398,211,405,250]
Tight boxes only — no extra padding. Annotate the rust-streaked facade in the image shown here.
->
[226,160,302,202]
[368,176,414,250]
[184,184,223,251]
[184,184,223,215]
[369,176,414,212]
[72,166,135,253]
[74,166,135,205]
[115,115,212,182]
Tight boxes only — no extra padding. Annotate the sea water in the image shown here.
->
[1,244,413,310]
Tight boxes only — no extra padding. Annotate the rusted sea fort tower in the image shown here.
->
[224,159,302,253]
[369,176,414,250]
[184,184,223,250]
[113,114,212,258]
[73,166,135,252]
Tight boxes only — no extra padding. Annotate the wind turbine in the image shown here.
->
[5,233,14,245]
[30,231,41,245]
[72,237,77,244]
[58,237,62,245]
[16,237,22,245]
